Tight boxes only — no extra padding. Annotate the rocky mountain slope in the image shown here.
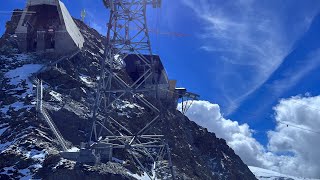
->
[0,10,256,179]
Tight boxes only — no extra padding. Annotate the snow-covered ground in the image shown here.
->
[249,166,319,180]
[128,172,154,180]
[5,64,42,86]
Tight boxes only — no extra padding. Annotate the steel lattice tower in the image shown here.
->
[89,0,175,179]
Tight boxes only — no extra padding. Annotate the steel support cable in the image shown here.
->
[220,98,320,136]
[0,10,36,14]
[277,121,320,135]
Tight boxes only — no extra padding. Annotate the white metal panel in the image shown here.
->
[59,1,84,49]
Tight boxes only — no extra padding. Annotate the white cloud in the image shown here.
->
[179,98,320,178]
[181,0,320,114]
[268,96,320,177]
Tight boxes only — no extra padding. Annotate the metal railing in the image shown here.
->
[30,49,82,151]
[40,106,68,151]
[35,78,68,151]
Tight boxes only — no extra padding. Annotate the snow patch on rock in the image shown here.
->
[5,64,42,86]
[79,74,94,87]
[50,90,63,102]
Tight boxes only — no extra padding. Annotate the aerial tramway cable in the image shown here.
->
[277,121,320,135]
[226,102,320,135]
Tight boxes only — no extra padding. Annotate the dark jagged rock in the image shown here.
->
[36,154,135,180]
[0,11,257,180]
[0,9,22,54]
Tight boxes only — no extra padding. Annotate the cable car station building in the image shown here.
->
[15,0,84,55]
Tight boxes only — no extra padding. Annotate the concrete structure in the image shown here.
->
[124,55,168,87]
[91,142,113,163]
[123,54,184,102]
[61,149,98,164]
[15,0,84,55]
[60,143,113,164]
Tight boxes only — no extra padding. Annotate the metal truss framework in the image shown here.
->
[90,0,174,179]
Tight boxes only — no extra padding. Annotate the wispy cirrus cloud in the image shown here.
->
[181,0,320,114]
[269,49,320,95]
[83,9,106,34]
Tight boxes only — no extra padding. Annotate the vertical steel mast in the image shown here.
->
[89,0,175,179]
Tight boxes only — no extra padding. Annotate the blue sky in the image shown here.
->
[1,0,320,176]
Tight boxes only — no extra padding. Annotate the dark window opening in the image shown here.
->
[26,24,36,52]
[51,39,55,49]
[33,39,37,50]
[23,5,61,51]
[123,54,167,86]
[24,5,61,30]
[45,31,55,49]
